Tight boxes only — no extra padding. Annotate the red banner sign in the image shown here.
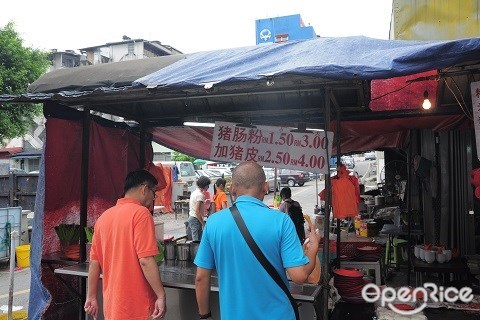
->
[210,121,334,173]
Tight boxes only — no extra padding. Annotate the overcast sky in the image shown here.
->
[1,1,392,54]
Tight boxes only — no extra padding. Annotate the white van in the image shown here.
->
[156,161,196,187]
[154,161,197,204]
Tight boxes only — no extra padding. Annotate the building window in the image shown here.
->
[275,33,289,43]
[153,152,171,162]
[94,51,101,64]
[63,58,75,68]
[29,159,40,172]
[128,42,134,55]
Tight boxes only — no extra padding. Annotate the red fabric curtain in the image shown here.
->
[41,115,159,318]
[43,117,153,254]
[150,127,214,159]
[329,114,470,154]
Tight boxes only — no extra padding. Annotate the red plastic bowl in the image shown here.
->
[333,268,363,278]
[392,303,415,311]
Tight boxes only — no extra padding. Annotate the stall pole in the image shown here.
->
[406,130,413,285]
[8,172,14,207]
[139,121,146,169]
[334,100,342,269]
[78,107,90,320]
[273,168,278,200]
[7,230,19,320]
[320,88,332,320]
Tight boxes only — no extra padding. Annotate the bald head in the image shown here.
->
[231,161,267,199]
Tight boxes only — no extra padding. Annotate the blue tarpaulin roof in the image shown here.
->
[133,36,480,89]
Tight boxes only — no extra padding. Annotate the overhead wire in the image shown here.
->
[370,73,475,121]
[443,77,473,120]
[370,81,414,101]
[450,76,473,118]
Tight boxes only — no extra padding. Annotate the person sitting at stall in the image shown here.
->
[212,178,228,214]
[279,187,306,244]
[186,176,211,241]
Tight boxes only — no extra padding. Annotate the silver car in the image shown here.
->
[264,170,281,194]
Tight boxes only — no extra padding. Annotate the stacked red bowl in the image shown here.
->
[333,268,367,303]
[355,245,382,262]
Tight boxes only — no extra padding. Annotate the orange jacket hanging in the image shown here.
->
[331,176,358,218]
[318,164,359,218]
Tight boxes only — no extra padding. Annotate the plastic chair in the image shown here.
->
[385,238,408,267]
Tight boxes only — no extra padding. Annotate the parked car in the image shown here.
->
[206,165,233,174]
[264,170,281,194]
[277,169,309,187]
[196,170,232,193]
[156,161,196,189]
[196,169,223,180]
[364,151,376,160]
[308,172,323,180]
[207,168,231,177]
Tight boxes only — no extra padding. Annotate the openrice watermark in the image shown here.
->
[362,282,473,315]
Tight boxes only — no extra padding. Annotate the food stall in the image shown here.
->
[54,260,320,320]
[2,36,480,319]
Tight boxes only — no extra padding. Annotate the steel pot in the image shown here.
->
[374,195,385,206]
[364,197,375,205]
[190,241,200,261]
[176,243,190,261]
[164,242,176,260]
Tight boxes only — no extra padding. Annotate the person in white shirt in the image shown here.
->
[187,176,211,240]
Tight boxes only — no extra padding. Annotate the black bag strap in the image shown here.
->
[230,204,299,320]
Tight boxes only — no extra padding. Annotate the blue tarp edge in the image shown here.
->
[133,36,480,89]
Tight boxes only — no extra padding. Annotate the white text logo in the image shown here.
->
[362,283,473,315]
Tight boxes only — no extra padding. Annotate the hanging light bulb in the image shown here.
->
[422,90,432,110]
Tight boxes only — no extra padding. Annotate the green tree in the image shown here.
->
[0,22,49,142]
[172,151,195,162]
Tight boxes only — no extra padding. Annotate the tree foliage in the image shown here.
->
[0,22,49,142]
[172,151,195,162]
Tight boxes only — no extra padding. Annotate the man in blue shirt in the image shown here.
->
[194,161,320,320]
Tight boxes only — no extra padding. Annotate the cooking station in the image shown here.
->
[55,260,321,320]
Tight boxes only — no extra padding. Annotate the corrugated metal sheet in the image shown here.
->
[27,54,185,94]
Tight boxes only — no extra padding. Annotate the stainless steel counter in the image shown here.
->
[55,260,320,319]
[55,260,320,302]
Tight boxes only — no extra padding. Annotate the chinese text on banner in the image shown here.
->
[210,121,334,174]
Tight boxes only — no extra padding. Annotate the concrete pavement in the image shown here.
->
[155,179,323,240]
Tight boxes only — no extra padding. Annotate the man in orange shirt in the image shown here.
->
[84,170,166,320]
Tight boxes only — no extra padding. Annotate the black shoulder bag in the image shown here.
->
[230,204,300,320]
